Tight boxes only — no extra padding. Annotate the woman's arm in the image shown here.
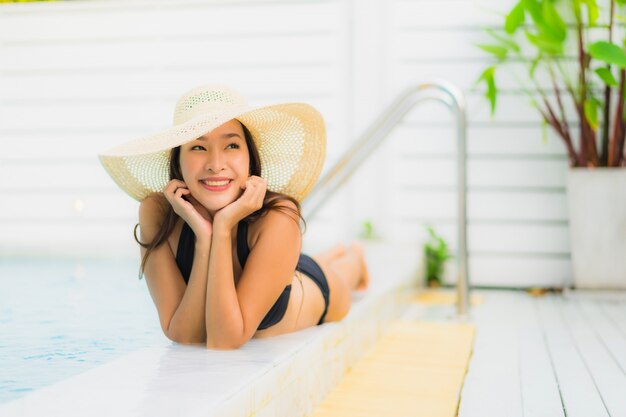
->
[139,194,211,344]
[165,238,211,344]
[205,203,301,350]
[205,226,244,349]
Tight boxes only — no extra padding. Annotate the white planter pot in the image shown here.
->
[567,168,626,289]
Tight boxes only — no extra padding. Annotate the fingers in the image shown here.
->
[174,187,190,200]
[163,180,194,214]
[163,179,187,199]
[164,179,187,191]
[243,176,267,209]
[246,176,267,192]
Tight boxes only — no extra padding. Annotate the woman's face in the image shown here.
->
[179,119,250,215]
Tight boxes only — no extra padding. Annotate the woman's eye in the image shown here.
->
[226,143,240,149]
[191,145,205,151]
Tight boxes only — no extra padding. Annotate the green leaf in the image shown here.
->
[572,0,583,22]
[523,0,566,46]
[477,66,497,115]
[581,0,599,26]
[595,67,619,86]
[476,44,508,60]
[541,1,567,42]
[588,41,626,68]
[529,55,541,78]
[525,30,563,55]
[423,225,452,269]
[485,28,521,53]
[584,98,599,130]
[522,0,542,24]
[505,1,525,34]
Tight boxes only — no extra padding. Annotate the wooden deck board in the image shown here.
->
[528,296,608,417]
[586,301,626,375]
[601,302,626,339]
[518,296,564,417]
[458,290,626,417]
[457,292,523,417]
[571,299,626,417]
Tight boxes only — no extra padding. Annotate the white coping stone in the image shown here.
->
[0,241,420,417]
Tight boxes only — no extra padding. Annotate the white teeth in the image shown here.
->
[202,180,230,186]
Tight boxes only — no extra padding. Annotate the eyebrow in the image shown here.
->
[197,133,243,141]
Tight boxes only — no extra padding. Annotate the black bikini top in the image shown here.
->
[175,220,291,330]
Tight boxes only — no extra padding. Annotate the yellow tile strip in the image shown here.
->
[309,321,475,417]
[411,290,484,306]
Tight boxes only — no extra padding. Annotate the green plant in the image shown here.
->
[359,219,380,240]
[423,226,452,287]
[476,0,626,167]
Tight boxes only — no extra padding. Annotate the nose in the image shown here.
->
[204,149,225,173]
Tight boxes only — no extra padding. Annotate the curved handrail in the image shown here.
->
[301,80,469,318]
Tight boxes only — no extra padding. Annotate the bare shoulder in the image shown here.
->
[258,199,301,230]
[249,199,301,247]
[138,192,169,242]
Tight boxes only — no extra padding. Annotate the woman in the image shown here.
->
[99,84,369,350]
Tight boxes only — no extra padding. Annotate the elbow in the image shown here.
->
[205,326,250,350]
[206,339,243,350]
[206,343,240,350]
[165,326,204,345]
[166,331,186,344]
[165,329,184,344]
[206,335,246,350]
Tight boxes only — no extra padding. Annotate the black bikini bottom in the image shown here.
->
[296,254,330,325]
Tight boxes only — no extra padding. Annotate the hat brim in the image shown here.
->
[98,102,326,203]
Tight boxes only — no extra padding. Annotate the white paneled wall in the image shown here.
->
[380,0,572,287]
[0,0,575,287]
[0,0,351,258]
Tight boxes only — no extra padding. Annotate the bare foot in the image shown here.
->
[350,242,369,291]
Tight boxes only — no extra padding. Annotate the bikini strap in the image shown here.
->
[236,220,249,267]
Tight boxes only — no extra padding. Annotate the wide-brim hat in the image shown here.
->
[98,84,326,203]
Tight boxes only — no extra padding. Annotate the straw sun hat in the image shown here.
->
[98,84,327,203]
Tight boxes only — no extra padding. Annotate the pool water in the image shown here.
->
[0,258,168,404]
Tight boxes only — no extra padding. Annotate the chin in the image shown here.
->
[198,195,234,211]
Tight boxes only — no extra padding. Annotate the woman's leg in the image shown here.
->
[312,242,369,322]
[313,243,347,265]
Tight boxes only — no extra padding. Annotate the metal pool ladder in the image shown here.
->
[301,80,470,318]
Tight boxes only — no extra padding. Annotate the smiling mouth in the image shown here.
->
[199,179,233,191]
[201,180,231,186]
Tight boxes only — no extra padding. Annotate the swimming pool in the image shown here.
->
[0,258,167,404]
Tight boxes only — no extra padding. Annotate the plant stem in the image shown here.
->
[610,68,626,166]
[542,96,579,163]
[576,10,600,166]
[565,82,587,166]
[548,61,578,166]
[519,55,580,165]
[600,0,615,166]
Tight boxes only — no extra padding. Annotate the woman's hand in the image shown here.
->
[213,176,267,232]
[163,179,213,240]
